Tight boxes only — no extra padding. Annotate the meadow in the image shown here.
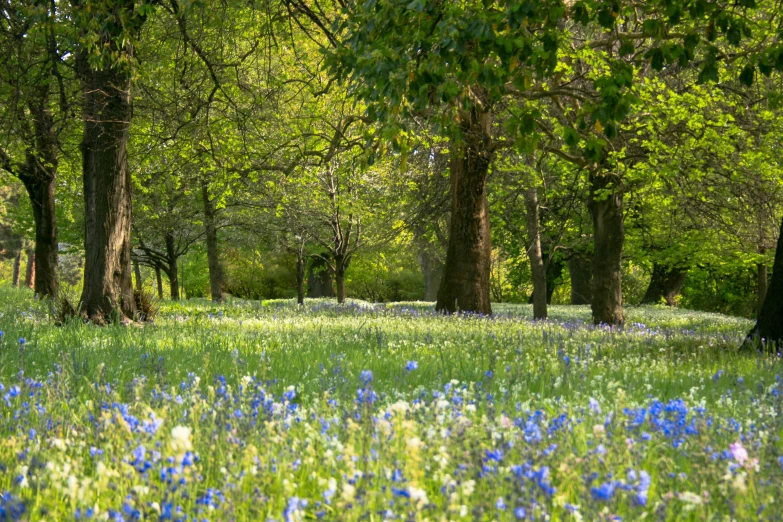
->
[0,286,781,521]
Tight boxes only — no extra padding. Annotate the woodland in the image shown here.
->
[1,0,782,343]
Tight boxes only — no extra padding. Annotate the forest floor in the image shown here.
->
[0,286,781,521]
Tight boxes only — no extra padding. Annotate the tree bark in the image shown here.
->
[19,170,59,299]
[155,265,163,299]
[12,251,21,287]
[201,180,223,302]
[524,188,547,320]
[747,218,783,348]
[641,263,688,306]
[165,233,179,300]
[436,108,493,315]
[589,171,624,325]
[335,256,347,304]
[24,248,35,290]
[568,251,593,305]
[296,252,306,305]
[134,261,142,292]
[757,261,768,316]
[77,54,136,322]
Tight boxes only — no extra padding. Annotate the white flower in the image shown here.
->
[170,425,193,454]
[410,486,429,509]
[341,483,356,502]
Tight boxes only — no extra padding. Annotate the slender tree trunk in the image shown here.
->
[641,263,688,306]
[296,252,305,306]
[77,55,136,322]
[415,235,443,301]
[589,171,624,325]
[201,180,223,302]
[12,252,21,287]
[165,233,179,300]
[747,218,783,347]
[335,256,346,304]
[568,251,593,305]
[757,261,768,316]
[134,261,142,292]
[19,173,59,299]
[436,108,493,315]
[545,257,565,304]
[524,188,547,320]
[24,248,35,289]
[155,265,163,299]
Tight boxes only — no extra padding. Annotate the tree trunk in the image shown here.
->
[524,188,547,320]
[589,171,624,325]
[134,261,142,292]
[545,256,565,304]
[155,265,163,299]
[641,263,688,306]
[19,173,59,299]
[12,251,21,287]
[568,251,593,305]
[165,233,179,300]
[307,258,335,298]
[747,218,783,348]
[335,257,347,304]
[77,56,136,323]
[296,252,305,305]
[757,261,768,316]
[201,180,223,302]
[415,240,443,301]
[435,108,493,315]
[24,248,35,290]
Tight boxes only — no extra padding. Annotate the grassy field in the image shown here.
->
[0,286,781,521]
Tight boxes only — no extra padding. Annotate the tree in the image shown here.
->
[0,0,74,299]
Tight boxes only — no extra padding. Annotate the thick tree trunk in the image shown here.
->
[641,263,688,306]
[568,251,593,305]
[20,174,59,299]
[747,218,783,348]
[335,257,347,304]
[524,188,547,320]
[77,57,136,322]
[296,253,306,305]
[12,251,21,287]
[436,108,493,315]
[589,172,624,325]
[201,180,223,302]
[134,261,142,292]
[24,248,35,289]
[165,233,179,300]
[757,261,768,315]
[155,265,163,299]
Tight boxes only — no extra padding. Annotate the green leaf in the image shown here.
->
[738,64,755,87]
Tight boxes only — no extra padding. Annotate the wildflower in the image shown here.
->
[170,426,193,454]
[589,397,602,414]
[496,497,506,510]
[360,370,373,384]
[729,441,748,464]
[405,361,418,371]
[591,481,616,501]
[514,507,527,519]
[18,338,25,346]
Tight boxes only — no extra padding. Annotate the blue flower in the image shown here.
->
[591,481,616,501]
[496,497,506,510]
[405,361,418,371]
[514,507,527,519]
[18,338,25,346]
[360,370,373,384]
[485,370,493,378]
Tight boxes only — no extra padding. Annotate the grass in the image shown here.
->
[0,285,781,521]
